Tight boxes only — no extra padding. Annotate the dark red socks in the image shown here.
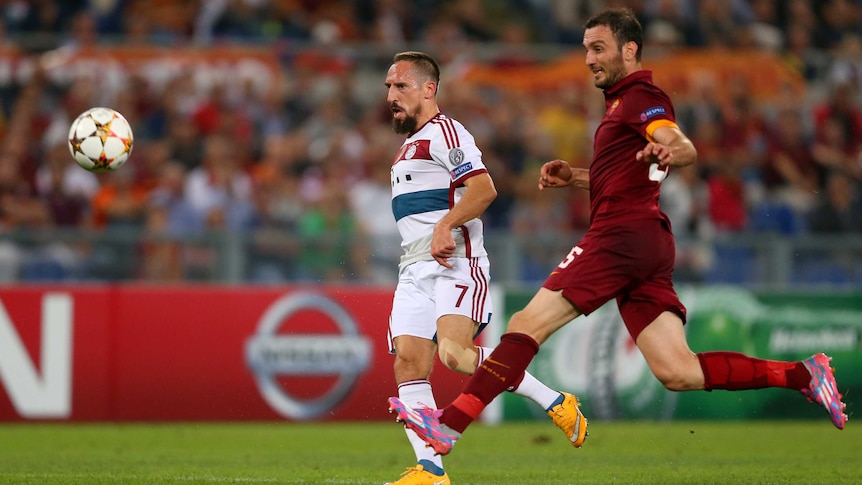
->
[697,351,810,391]
[442,332,540,432]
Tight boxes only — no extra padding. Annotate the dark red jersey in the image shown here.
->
[589,70,679,229]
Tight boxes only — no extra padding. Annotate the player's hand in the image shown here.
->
[636,142,673,166]
[431,224,455,269]
[538,159,573,190]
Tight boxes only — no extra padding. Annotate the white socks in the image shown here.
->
[397,379,444,470]
[478,346,560,410]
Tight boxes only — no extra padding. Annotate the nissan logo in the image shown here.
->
[246,292,372,420]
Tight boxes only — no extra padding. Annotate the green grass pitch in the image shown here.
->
[0,420,857,484]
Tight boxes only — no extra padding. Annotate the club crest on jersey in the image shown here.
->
[405,142,418,159]
[608,99,621,115]
[640,106,666,122]
[393,139,431,164]
[449,147,465,166]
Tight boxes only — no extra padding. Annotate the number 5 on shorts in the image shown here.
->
[559,246,583,269]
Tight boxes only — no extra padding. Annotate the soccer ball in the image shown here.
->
[68,107,134,173]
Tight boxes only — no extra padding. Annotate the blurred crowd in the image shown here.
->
[2,0,861,51]
[0,0,861,284]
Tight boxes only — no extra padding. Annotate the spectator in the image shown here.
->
[763,107,823,205]
[691,0,749,48]
[35,143,96,227]
[815,0,862,49]
[347,134,401,284]
[147,161,200,236]
[812,113,862,179]
[355,0,412,44]
[184,134,257,232]
[141,161,197,281]
[706,157,749,233]
[807,171,862,233]
[747,0,784,52]
[296,186,367,282]
[661,164,702,239]
[90,167,149,229]
[247,134,310,282]
[0,152,79,280]
[509,164,572,282]
[782,20,823,81]
[812,81,862,155]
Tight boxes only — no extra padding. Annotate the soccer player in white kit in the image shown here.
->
[383,51,585,485]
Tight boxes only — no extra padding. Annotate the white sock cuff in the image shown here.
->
[397,379,437,408]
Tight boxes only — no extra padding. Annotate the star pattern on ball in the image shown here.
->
[68,107,134,173]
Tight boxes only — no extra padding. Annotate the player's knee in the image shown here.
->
[652,366,697,391]
[437,338,478,374]
[393,353,430,379]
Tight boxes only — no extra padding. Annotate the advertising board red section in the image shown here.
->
[0,285,468,422]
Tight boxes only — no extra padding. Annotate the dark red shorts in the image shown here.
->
[542,218,686,340]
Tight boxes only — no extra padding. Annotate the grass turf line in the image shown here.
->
[0,421,857,484]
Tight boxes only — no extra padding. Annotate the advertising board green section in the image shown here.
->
[496,286,860,422]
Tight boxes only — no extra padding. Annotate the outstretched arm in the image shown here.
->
[636,125,697,168]
[538,159,590,191]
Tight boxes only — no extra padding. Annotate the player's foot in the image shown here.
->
[801,353,847,429]
[388,397,457,455]
[548,392,589,447]
[384,465,450,485]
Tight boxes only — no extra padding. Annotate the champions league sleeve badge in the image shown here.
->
[448,147,464,166]
[448,147,474,178]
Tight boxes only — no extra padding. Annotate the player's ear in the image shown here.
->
[624,41,637,62]
[425,80,437,99]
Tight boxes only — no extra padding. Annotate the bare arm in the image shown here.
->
[538,159,590,191]
[432,172,497,268]
[636,125,697,168]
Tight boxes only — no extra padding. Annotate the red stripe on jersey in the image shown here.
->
[430,115,458,149]
[460,224,472,258]
[452,168,487,188]
[434,121,453,149]
[444,117,460,147]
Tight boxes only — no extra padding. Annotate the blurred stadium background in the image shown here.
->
[0,0,859,426]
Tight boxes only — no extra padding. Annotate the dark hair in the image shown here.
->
[585,8,643,61]
[393,51,441,86]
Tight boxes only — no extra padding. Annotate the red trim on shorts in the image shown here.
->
[469,258,487,323]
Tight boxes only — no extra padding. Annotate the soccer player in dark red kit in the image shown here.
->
[388,7,847,455]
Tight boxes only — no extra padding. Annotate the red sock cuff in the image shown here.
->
[451,394,485,420]
[500,332,540,354]
[696,352,713,391]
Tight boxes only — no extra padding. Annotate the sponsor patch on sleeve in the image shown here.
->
[640,106,667,122]
[450,161,474,179]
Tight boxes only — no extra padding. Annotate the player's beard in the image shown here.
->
[594,52,627,89]
[391,104,421,134]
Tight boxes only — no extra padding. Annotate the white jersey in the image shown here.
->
[390,112,489,272]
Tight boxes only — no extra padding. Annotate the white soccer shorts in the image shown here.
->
[387,256,493,353]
